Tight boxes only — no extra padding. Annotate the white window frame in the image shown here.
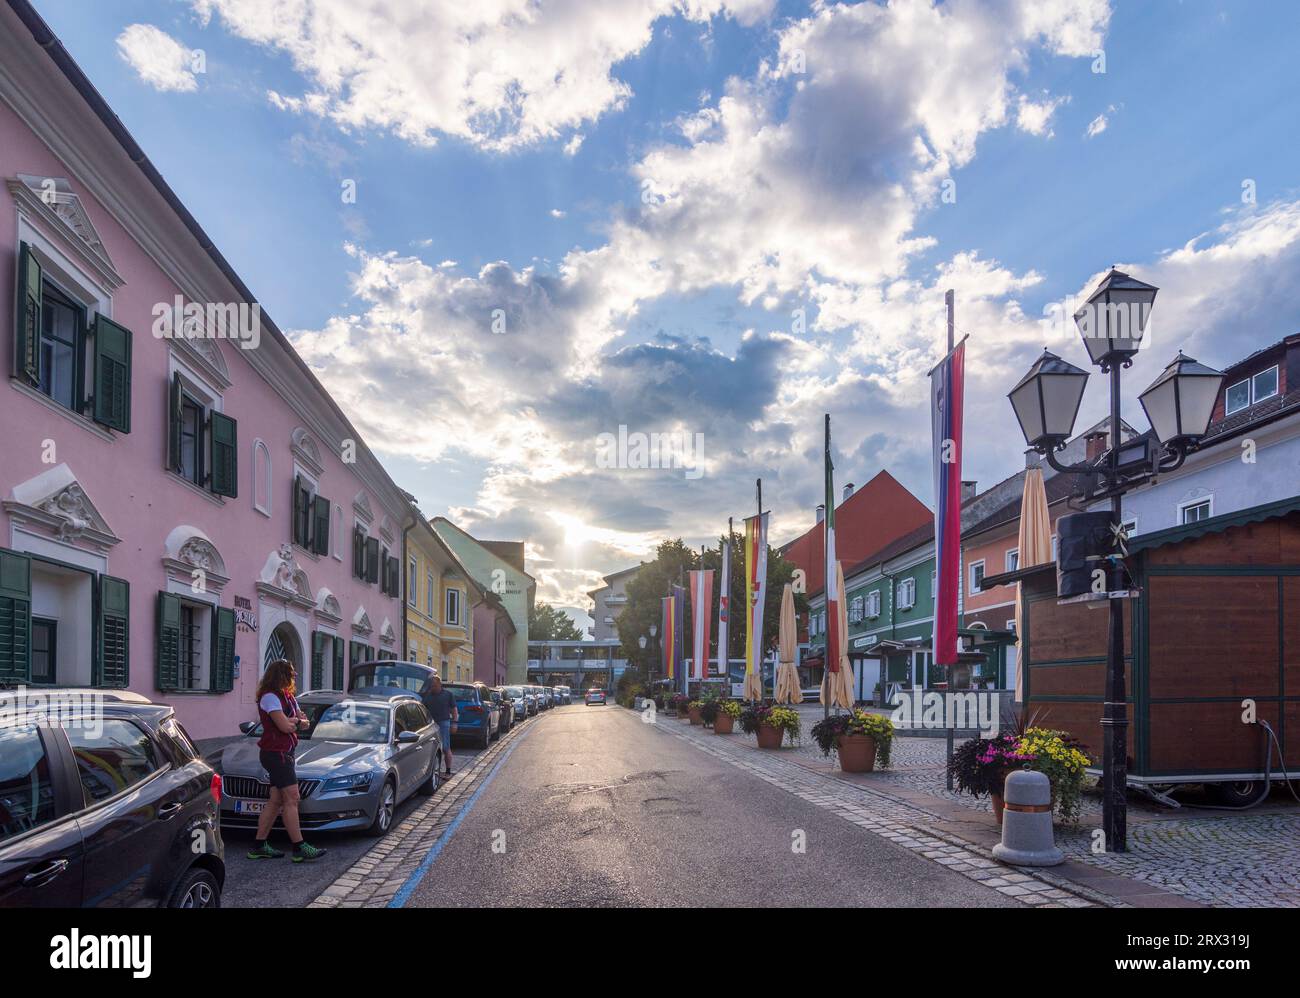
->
[426,573,435,619]
[968,560,985,596]
[333,504,344,562]
[1178,497,1214,525]
[446,587,463,626]
[408,557,418,607]
[866,589,881,619]
[1006,618,1017,633]
[251,438,272,517]
[1224,377,1251,416]
[897,577,916,610]
[1005,548,1019,573]
[1253,365,1280,404]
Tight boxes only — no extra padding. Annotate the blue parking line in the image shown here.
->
[388,722,535,908]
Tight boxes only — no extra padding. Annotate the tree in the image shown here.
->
[529,601,583,641]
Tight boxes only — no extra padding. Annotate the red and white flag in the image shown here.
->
[689,569,714,682]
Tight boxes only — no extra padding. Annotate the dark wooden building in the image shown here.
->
[984,496,1300,787]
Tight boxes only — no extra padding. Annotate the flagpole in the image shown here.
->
[824,413,832,723]
[945,289,955,791]
[756,478,762,699]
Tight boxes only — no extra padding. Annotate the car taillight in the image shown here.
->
[465,705,483,714]
[210,773,222,806]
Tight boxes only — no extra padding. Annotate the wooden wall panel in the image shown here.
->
[1147,575,1278,699]
[1029,663,1125,698]
[1027,595,1130,666]
[1285,703,1300,771]
[1148,520,1284,566]
[1285,578,1300,697]
[1148,701,1281,774]
[1023,701,1106,765]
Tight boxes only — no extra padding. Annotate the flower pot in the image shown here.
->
[688,705,703,725]
[756,724,784,749]
[835,734,877,773]
[714,713,734,734]
[990,768,1007,825]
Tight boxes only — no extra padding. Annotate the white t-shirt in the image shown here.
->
[260,693,286,714]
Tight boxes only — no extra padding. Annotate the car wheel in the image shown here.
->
[419,751,442,795]
[367,777,397,836]
[480,723,491,750]
[168,867,221,909]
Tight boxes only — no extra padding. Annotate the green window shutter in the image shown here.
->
[97,575,130,688]
[91,314,132,432]
[332,636,345,690]
[15,242,41,385]
[211,606,236,692]
[292,475,309,547]
[365,537,380,584]
[312,495,331,556]
[352,527,365,578]
[311,631,327,689]
[389,556,400,598]
[349,640,360,669]
[155,591,182,691]
[0,549,32,684]
[209,411,238,497]
[167,372,183,471]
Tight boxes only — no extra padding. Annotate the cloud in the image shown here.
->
[1085,113,1108,138]
[191,0,776,151]
[550,209,566,219]
[115,24,199,93]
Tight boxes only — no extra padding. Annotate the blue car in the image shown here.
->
[447,683,500,749]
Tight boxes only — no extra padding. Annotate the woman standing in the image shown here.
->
[246,659,327,863]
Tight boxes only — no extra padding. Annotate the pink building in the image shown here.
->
[0,5,412,742]
[473,593,514,687]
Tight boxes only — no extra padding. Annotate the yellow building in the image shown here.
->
[404,518,480,683]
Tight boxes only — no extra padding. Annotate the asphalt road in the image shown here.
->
[402,705,1017,907]
[218,722,500,909]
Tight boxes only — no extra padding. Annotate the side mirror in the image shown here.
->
[396,730,420,744]
[239,721,256,735]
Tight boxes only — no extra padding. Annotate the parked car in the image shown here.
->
[521,687,539,716]
[220,690,441,838]
[554,685,572,705]
[489,688,513,735]
[0,688,224,908]
[585,688,607,705]
[447,683,500,748]
[529,685,548,711]
[502,686,529,721]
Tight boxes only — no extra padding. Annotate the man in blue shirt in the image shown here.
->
[422,674,458,777]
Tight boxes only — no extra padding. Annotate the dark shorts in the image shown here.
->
[259,750,297,790]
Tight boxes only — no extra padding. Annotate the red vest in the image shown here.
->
[257,689,299,753]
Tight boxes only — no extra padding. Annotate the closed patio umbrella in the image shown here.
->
[819,561,855,710]
[775,583,803,704]
[1014,467,1051,704]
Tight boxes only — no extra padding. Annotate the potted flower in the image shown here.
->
[668,693,689,717]
[741,704,800,748]
[712,700,740,734]
[698,698,719,727]
[810,710,894,772]
[687,700,705,725]
[947,733,1033,824]
[1018,727,1091,824]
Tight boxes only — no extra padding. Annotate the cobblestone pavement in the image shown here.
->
[308,711,539,908]
[686,706,1300,908]
[649,711,1107,907]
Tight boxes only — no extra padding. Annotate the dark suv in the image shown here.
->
[0,689,225,908]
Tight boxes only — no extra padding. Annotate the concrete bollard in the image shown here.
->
[992,769,1063,867]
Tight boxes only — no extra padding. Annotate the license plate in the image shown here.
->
[232,799,265,814]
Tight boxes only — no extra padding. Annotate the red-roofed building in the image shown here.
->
[777,470,933,599]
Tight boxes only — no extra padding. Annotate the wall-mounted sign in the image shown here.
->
[234,595,258,632]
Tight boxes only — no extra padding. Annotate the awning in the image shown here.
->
[1127,494,1300,554]
[979,562,1053,590]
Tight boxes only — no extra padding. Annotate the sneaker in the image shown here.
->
[246,841,284,860]
[292,841,327,863]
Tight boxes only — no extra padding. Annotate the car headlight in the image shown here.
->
[322,772,374,793]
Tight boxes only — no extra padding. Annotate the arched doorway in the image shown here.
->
[264,621,303,674]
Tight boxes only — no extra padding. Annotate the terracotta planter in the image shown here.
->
[989,768,1007,825]
[688,705,703,725]
[835,734,877,773]
[714,713,734,734]
[756,724,784,749]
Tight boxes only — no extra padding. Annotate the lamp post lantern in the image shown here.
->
[1008,269,1223,853]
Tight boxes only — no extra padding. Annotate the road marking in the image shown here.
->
[387,720,536,908]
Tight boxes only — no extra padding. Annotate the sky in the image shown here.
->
[35,0,1300,631]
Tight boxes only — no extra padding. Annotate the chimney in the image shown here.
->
[1085,431,1109,462]
[815,504,825,524]
[961,480,978,503]
[842,483,854,503]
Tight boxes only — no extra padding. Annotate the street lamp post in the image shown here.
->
[1008,269,1223,853]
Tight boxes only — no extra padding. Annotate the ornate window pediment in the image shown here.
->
[314,588,342,623]
[257,543,315,609]
[11,175,121,289]
[291,428,324,477]
[379,618,396,645]
[162,525,230,594]
[352,605,373,635]
[3,464,119,552]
